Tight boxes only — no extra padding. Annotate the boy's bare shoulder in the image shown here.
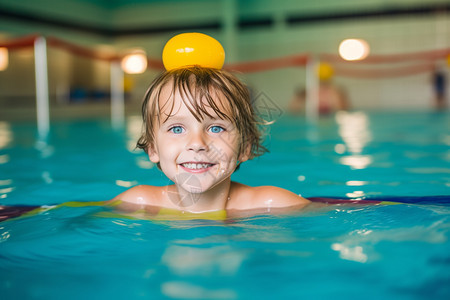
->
[111,185,165,206]
[227,182,310,210]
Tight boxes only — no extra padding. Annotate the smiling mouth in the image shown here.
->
[180,162,215,170]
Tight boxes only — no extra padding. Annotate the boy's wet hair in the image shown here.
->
[137,66,267,164]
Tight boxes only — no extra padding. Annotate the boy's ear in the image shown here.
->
[238,143,251,163]
[147,146,160,163]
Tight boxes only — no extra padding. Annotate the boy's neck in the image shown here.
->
[167,180,231,213]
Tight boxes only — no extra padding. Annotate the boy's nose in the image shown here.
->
[186,132,209,152]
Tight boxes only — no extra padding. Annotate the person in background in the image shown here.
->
[432,64,447,109]
[289,63,350,115]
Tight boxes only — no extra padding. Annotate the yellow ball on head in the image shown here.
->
[162,32,225,71]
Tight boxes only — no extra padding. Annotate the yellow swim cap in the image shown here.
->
[162,32,225,71]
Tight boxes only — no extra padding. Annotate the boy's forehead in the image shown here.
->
[157,82,232,118]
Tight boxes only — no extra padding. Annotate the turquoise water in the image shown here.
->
[1,111,449,299]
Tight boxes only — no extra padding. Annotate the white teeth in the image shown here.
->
[181,163,213,170]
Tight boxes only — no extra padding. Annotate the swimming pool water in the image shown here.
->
[1,110,449,299]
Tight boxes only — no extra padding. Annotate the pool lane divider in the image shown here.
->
[0,198,397,223]
[2,195,450,222]
[0,200,117,222]
[308,195,450,206]
[307,197,401,205]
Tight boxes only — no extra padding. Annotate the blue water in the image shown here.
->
[1,111,449,299]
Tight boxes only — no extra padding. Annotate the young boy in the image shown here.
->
[112,65,310,217]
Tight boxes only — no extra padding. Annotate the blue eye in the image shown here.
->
[169,126,184,134]
[209,126,224,133]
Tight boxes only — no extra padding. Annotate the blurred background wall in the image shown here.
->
[0,0,449,116]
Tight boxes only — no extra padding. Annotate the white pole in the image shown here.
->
[306,55,319,123]
[222,0,238,63]
[110,61,125,129]
[34,36,50,140]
